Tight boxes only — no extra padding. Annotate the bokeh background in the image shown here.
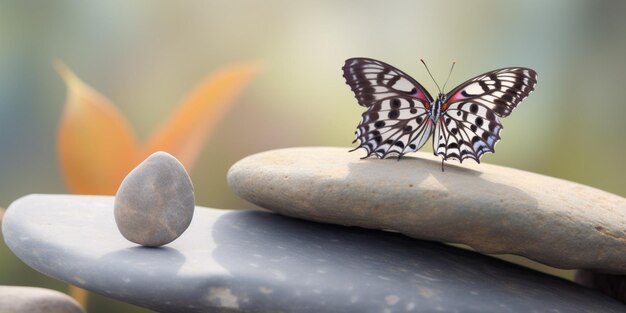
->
[1,1,625,312]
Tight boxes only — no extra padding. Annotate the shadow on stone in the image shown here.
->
[576,270,626,303]
[92,246,186,308]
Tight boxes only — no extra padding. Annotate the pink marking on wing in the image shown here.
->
[448,91,466,102]
[413,89,429,108]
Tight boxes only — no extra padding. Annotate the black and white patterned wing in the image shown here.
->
[343,58,435,158]
[434,67,537,162]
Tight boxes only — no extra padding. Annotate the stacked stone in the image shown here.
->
[228,147,626,274]
[227,147,626,310]
[3,147,625,312]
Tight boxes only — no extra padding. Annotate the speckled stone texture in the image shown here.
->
[114,151,195,247]
[3,194,625,312]
[0,286,85,313]
[228,147,626,273]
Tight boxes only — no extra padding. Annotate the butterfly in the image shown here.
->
[342,57,537,169]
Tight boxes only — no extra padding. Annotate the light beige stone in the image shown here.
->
[228,147,626,273]
[0,286,85,313]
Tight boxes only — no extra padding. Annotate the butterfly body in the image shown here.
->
[343,58,537,164]
[428,93,446,123]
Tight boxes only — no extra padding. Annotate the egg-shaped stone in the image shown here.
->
[114,151,194,247]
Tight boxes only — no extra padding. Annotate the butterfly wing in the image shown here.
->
[343,58,435,158]
[433,67,537,162]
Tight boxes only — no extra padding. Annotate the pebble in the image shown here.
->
[228,147,626,273]
[0,286,85,313]
[114,151,194,247]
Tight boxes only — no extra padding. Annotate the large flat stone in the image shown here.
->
[2,194,624,312]
[228,147,626,273]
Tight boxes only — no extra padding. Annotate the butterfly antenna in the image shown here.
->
[441,61,456,93]
[420,59,441,94]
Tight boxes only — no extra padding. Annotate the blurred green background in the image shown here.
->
[1,1,625,312]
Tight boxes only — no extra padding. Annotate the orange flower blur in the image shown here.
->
[55,61,260,195]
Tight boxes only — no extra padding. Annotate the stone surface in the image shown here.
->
[228,147,626,273]
[0,286,85,313]
[3,194,625,312]
[115,151,194,247]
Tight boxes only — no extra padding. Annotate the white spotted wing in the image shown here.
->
[342,58,435,158]
[434,67,537,162]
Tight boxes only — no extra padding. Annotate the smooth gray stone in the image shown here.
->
[115,151,195,247]
[228,147,626,273]
[3,195,625,312]
[0,286,85,313]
